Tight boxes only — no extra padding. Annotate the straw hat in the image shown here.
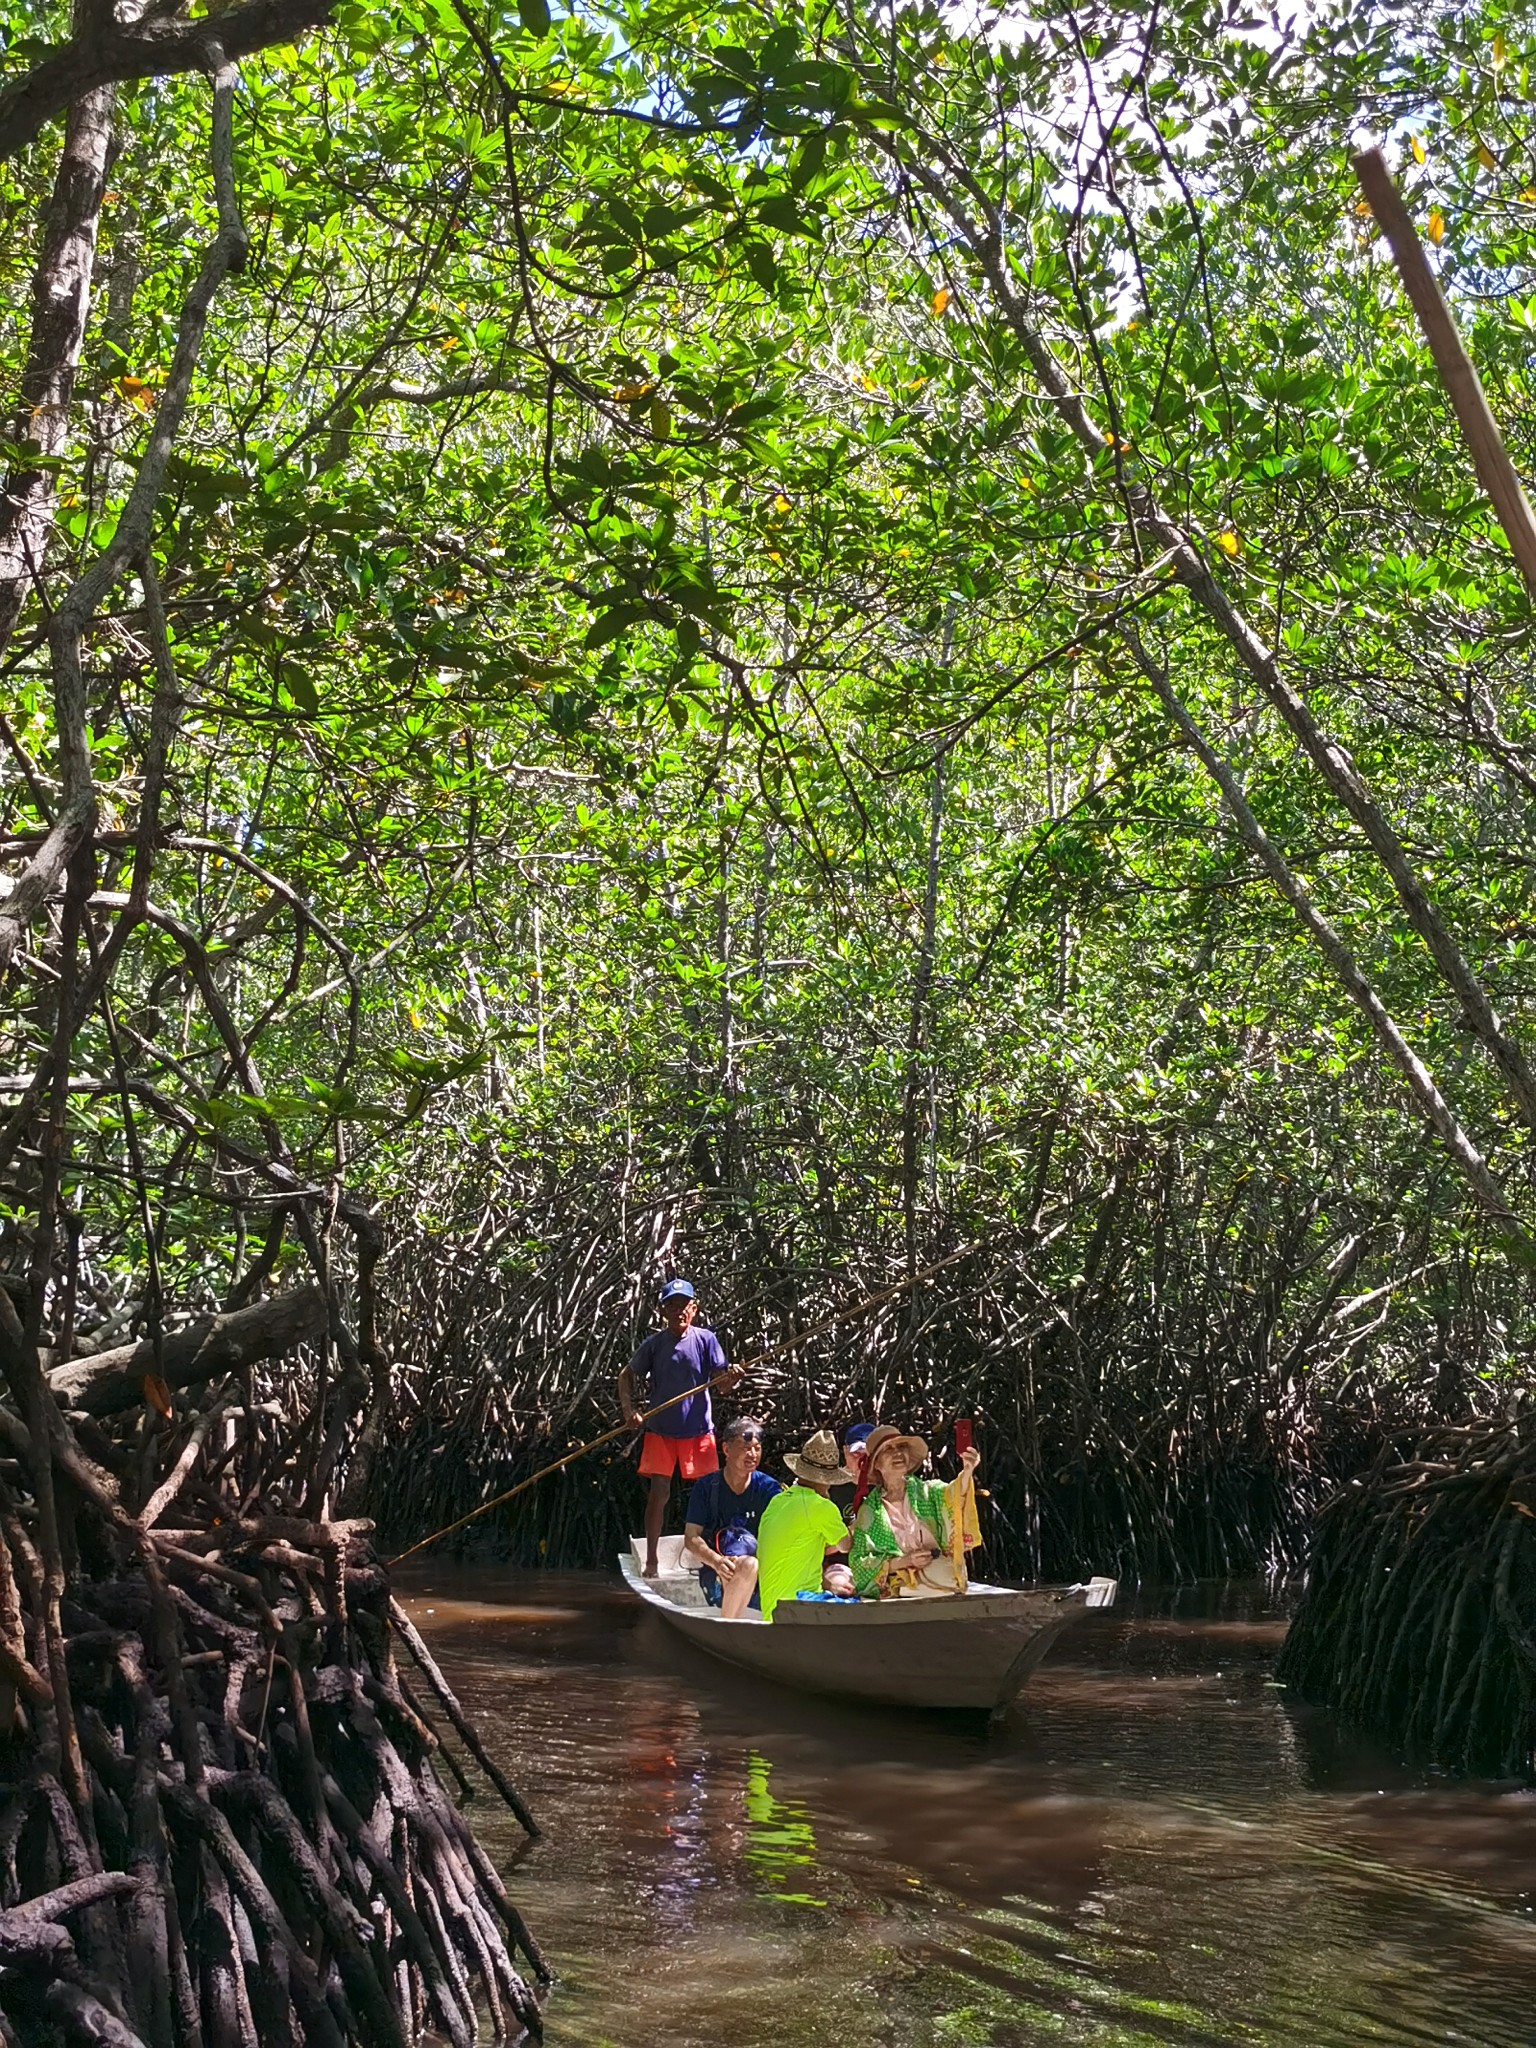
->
[862,1424,929,1476]
[783,1428,856,1487]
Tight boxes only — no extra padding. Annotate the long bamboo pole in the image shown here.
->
[387,1234,999,1564]
[1353,145,1536,600]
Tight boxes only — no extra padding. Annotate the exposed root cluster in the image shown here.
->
[1278,1416,1536,1776]
[0,1508,547,2046]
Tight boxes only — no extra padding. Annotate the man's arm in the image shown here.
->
[617,1351,644,1427]
[706,1329,744,1393]
[683,1520,738,1577]
[822,1499,850,1555]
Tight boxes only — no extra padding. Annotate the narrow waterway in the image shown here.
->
[400,1572,1536,2047]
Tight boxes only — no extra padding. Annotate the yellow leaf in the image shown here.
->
[931,286,952,316]
[1411,135,1426,165]
[116,373,159,413]
[1523,189,1536,205]
[1493,30,1507,62]
[1427,208,1445,244]
[613,380,652,401]
[766,549,784,565]
[773,494,791,513]
[142,1374,173,1421]
[1214,530,1240,557]
[1478,143,1498,173]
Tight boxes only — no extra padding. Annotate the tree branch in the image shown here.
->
[0,0,334,162]
[0,45,247,983]
[46,1285,327,1416]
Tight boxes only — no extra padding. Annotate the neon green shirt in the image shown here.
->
[757,1486,848,1620]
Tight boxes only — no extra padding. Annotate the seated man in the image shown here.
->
[682,1416,780,1620]
[756,1430,856,1620]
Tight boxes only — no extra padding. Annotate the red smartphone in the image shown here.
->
[954,1419,973,1456]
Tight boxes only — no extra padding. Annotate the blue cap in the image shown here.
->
[844,1421,877,1448]
[658,1277,695,1304]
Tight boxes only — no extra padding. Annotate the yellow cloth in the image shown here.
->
[882,1473,981,1598]
[947,1471,981,1562]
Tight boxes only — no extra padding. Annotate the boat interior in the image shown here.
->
[624,1537,1119,1619]
[625,1536,716,1609]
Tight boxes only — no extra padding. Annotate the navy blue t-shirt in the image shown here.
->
[683,1468,781,1540]
[627,1325,728,1437]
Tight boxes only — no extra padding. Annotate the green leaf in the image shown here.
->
[585,604,648,649]
[757,195,811,238]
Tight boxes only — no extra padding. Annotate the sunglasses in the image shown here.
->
[727,1428,764,1443]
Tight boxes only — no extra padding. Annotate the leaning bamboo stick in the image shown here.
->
[1353,145,1536,600]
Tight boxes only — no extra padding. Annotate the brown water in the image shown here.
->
[401,1572,1536,2047]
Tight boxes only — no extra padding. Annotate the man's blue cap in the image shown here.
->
[844,1421,877,1448]
[658,1277,695,1304]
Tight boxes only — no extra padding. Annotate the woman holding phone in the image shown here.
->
[848,1425,982,1597]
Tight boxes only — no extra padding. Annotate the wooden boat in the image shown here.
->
[619,1537,1117,1712]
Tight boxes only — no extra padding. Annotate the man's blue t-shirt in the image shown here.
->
[627,1325,728,1437]
[683,1468,781,1540]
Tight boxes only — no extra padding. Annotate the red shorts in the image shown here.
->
[638,1431,718,1481]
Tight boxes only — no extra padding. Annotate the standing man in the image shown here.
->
[618,1278,743,1577]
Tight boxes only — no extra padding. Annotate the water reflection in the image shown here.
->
[743,1752,826,1907]
[400,1571,1536,2046]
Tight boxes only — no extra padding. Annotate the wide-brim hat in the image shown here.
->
[862,1424,929,1475]
[783,1428,856,1487]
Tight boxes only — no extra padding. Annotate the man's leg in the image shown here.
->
[720,1554,758,1620]
[717,1530,758,1620]
[643,1473,670,1577]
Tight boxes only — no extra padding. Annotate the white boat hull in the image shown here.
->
[619,1540,1116,1712]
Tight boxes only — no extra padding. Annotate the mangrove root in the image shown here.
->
[1278,1414,1536,1776]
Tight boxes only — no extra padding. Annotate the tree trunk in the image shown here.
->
[1127,629,1529,1246]
[48,1286,326,1416]
[0,87,115,659]
[903,748,945,1280]
[873,121,1536,1142]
